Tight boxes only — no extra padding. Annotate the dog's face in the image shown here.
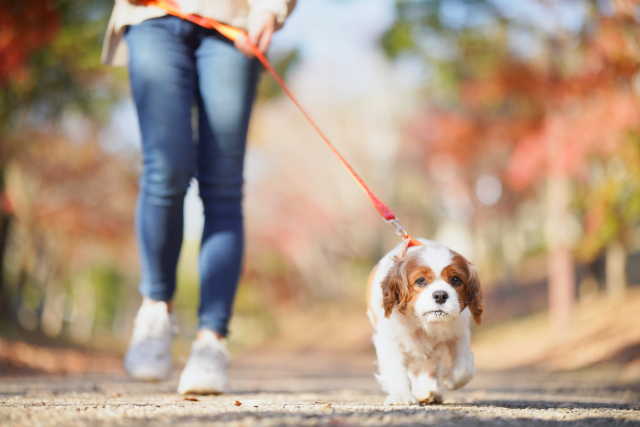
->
[381,244,483,325]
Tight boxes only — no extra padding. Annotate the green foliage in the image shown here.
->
[381,0,521,105]
[91,265,125,331]
[256,50,299,102]
[0,0,116,135]
[575,133,640,259]
[380,21,415,59]
[20,280,43,312]
[173,241,201,330]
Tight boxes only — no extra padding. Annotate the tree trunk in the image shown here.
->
[0,189,14,319]
[546,141,575,335]
[0,213,10,318]
[605,239,627,300]
[547,241,575,333]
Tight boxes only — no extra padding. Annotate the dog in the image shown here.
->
[366,238,483,405]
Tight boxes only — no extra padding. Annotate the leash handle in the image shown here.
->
[137,0,422,246]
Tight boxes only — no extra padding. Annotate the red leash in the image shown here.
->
[138,0,423,248]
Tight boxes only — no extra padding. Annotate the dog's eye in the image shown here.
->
[415,277,427,287]
[451,276,462,287]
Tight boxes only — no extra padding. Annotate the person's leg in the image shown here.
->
[194,31,261,338]
[126,16,198,304]
[176,28,259,395]
[123,16,198,381]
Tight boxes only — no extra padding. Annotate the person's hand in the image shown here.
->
[235,11,276,58]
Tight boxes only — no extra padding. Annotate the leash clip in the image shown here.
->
[386,218,409,239]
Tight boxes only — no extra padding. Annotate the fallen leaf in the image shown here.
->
[234,400,242,406]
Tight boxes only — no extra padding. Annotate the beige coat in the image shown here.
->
[102,0,296,66]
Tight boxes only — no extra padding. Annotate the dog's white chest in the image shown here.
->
[393,316,458,360]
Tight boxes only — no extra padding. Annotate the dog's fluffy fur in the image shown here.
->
[367,238,483,405]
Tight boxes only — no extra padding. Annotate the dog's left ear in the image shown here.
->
[466,262,483,326]
[381,256,411,318]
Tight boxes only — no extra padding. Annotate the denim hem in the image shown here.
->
[197,322,228,338]
[139,284,175,303]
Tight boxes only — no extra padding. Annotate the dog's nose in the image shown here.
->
[433,291,448,304]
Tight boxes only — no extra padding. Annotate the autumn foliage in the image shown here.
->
[399,2,640,262]
[0,1,60,85]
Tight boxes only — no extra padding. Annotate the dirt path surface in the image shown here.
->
[1,352,639,426]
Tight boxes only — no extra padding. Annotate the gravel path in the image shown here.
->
[1,352,639,426]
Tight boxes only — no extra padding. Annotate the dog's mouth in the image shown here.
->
[425,309,448,317]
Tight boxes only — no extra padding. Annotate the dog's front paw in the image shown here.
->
[416,391,443,405]
[384,393,419,406]
[443,363,475,390]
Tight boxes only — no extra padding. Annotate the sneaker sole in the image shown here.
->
[177,386,226,395]
[124,364,171,382]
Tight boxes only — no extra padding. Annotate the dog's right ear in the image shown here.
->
[381,256,411,318]
[466,262,484,326]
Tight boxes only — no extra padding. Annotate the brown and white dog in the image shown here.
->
[367,238,483,405]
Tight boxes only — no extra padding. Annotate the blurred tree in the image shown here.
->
[0,0,58,319]
[0,0,119,325]
[0,1,59,86]
[256,50,299,101]
[383,0,640,329]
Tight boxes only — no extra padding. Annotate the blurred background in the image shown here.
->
[0,0,639,378]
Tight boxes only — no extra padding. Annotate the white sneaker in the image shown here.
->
[177,330,230,395]
[123,301,176,381]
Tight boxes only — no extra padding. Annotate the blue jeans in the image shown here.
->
[125,16,260,337]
